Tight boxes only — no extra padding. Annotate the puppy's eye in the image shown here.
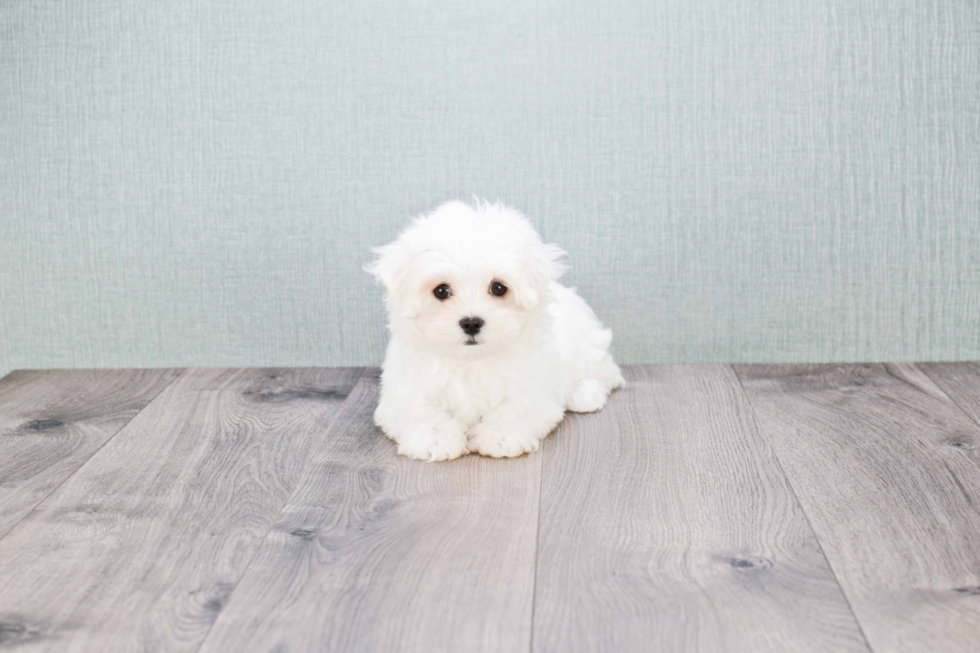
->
[433,284,451,301]
[489,281,508,297]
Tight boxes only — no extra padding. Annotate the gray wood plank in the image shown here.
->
[198,370,541,653]
[735,363,980,653]
[532,365,869,653]
[919,362,980,428]
[0,368,182,540]
[0,367,362,653]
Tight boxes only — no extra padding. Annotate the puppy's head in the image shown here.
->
[366,200,566,356]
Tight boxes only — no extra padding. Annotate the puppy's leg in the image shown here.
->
[467,401,564,458]
[377,406,469,462]
[553,284,625,413]
[566,378,609,413]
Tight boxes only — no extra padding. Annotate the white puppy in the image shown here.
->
[366,200,624,461]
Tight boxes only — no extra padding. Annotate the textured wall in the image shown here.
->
[1,0,979,377]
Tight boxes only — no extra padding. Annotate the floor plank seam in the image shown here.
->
[729,365,878,653]
[527,443,545,653]
[190,366,369,653]
[0,368,188,545]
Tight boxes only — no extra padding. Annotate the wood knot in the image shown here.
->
[954,586,980,596]
[946,436,975,450]
[204,583,234,614]
[242,388,346,403]
[189,583,235,621]
[289,528,317,540]
[0,619,42,645]
[361,467,389,490]
[368,499,398,519]
[726,556,773,571]
[24,419,63,431]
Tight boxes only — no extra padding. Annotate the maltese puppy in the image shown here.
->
[366,200,624,461]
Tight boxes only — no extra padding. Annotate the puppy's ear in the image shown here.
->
[514,242,567,309]
[365,241,418,315]
[364,242,401,292]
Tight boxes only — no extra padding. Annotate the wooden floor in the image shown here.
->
[0,365,978,653]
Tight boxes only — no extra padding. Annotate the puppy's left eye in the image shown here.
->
[433,284,451,301]
[489,281,508,297]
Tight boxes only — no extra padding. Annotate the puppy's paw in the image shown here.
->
[466,424,543,458]
[566,378,608,413]
[394,428,468,462]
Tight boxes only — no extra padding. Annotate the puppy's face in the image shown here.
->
[367,201,565,357]
[409,263,527,353]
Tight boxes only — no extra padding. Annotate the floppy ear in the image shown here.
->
[365,242,405,293]
[514,242,567,309]
[364,241,420,316]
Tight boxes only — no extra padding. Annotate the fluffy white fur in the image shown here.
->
[366,200,624,461]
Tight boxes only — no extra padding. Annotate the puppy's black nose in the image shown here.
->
[459,316,484,336]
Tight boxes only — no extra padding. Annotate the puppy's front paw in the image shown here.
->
[466,423,543,458]
[394,427,468,462]
[566,378,609,413]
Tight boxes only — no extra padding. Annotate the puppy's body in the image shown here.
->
[368,201,623,461]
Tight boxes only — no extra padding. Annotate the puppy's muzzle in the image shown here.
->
[459,316,484,337]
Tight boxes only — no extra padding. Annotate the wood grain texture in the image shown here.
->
[198,371,542,653]
[735,363,980,653]
[532,365,868,653]
[919,362,980,427]
[0,368,181,540]
[0,367,362,653]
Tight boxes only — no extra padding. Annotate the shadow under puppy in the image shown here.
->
[367,200,624,461]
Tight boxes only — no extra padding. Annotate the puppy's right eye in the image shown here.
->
[433,284,451,301]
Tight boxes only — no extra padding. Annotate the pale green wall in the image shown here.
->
[2,0,978,377]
